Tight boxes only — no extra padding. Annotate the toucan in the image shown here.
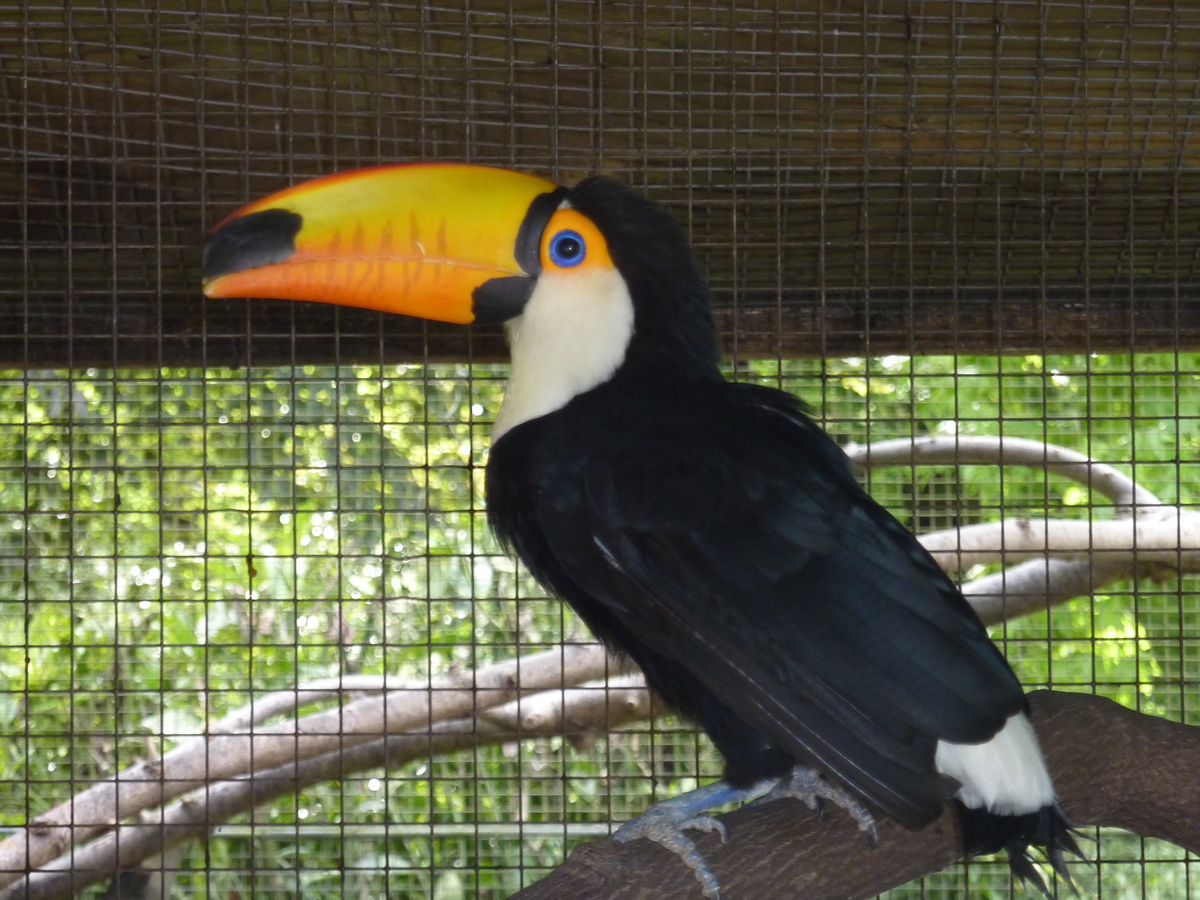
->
[202,163,1079,896]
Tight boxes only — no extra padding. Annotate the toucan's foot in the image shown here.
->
[612,769,876,896]
[612,779,775,899]
[750,764,879,845]
[613,808,725,897]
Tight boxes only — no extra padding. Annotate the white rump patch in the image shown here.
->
[935,712,1055,815]
[492,267,635,439]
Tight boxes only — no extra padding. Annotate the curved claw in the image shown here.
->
[612,779,773,899]
[755,764,880,846]
[609,770,879,897]
[614,807,725,898]
[614,805,730,845]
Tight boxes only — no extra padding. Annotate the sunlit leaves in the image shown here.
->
[0,355,1195,897]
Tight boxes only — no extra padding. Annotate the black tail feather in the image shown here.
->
[958,802,1083,896]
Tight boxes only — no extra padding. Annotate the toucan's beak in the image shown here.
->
[202,163,564,324]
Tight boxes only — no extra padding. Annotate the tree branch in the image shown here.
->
[845,435,1161,510]
[0,644,618,890]
[851,436,1183,623]
[507,691,1200,900]
[960,556,1134,626]
[919,509,1200,572]
[1,679,655,900]
[203,673,433,736]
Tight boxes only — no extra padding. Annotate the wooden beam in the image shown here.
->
[3,285,1195,371]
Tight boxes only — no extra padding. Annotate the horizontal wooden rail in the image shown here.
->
[3,284,1197,370]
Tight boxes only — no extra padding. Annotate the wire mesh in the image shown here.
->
[1,1,1199,898]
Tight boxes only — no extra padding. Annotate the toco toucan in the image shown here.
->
[202,164,1079,896]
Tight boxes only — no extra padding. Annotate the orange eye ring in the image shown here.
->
[540,208,613,272]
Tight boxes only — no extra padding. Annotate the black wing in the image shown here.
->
[488,381,1024,826]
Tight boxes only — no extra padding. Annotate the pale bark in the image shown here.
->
[845,434,1161,509]
[203,673,432,735]
[919,508,1200,572]
[960,556,1134,625]
[0,644,618,891]
[0,680,653,900]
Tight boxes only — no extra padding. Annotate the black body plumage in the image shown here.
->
[486,177,1075,882]
[490,377,1021,819]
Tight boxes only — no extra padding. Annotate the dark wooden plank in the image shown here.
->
[2,285,1195,371]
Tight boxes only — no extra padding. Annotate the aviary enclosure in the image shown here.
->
[2,2,1198,898]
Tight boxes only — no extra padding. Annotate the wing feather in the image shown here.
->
[491,381,1025,825]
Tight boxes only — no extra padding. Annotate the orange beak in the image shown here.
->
[202,163,564,324]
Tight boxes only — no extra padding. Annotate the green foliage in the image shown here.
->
[0,354,1194,898]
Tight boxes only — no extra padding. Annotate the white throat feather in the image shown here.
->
[492,266,635,440]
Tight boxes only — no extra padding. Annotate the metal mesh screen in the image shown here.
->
[2,2,1198,898]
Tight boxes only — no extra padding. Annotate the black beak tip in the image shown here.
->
[202,208,304,282]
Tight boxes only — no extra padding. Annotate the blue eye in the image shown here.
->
[548,229,586,267]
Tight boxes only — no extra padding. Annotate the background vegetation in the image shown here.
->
[0,352,1196,898]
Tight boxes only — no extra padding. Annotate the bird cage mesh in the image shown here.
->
[1,2,1198,898]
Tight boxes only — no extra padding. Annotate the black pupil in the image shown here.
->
[556,236,581,259]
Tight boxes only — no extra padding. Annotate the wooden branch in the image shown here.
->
[201,673,430,736]
[2,680,654,900]
[961,557,1135,626]
[850,436,1170,624]
[846,435,1161,509]
[920,509,1200,572]
[0,644,617,891]
[508,691,1200,900]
